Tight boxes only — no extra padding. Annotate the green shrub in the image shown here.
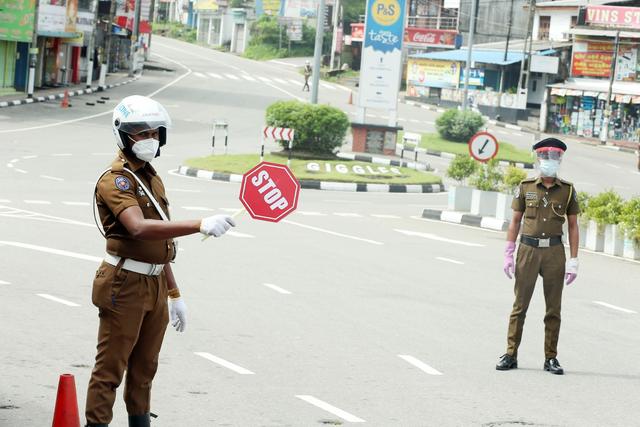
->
[583,189,624,226]
[246,16,316,59]
[502,166,527,194]
[576,191,591,213]
[470,159,503,191]
[265,101,350,155]
[620,197,640,243]
[435,109,485,142]
[446,155,477,185]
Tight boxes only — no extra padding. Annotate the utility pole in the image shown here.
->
[86,0,100,88]
[329,0,340,70]
[504,0,514,62]
[129,0,142,77]
[27,0,40,98]
[462,0,478,110]
[600,30,620,145]
[99,0,117,90]
[145,0,156,61]
[516,0,535,101]
[310,0,326,104]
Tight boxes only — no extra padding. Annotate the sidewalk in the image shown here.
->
[0,71,138,109]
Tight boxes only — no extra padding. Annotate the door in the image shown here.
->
[14,42,29,91]
[0,40,17,90]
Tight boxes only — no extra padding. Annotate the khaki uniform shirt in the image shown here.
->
[511,176,580,238]
[96,151,175,264]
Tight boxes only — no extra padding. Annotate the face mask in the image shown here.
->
[131,138,160,162]
[539,159,561,177]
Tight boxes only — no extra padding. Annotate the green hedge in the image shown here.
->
[435,109,485,142]
[265,100,350,155]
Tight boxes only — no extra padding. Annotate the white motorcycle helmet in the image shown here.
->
[112,95,171,157]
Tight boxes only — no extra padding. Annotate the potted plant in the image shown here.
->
[469,159,503,217]
[496,166,528,222]
[583,190,623,253]
[446,155,477,211]
[576,191,591,248]
[620,197,640,260]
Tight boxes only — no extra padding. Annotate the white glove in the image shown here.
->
[565,258,578,285]
[200,214,236,237]
[169,297,187,332]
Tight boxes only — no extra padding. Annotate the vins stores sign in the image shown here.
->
[584,5,640,27]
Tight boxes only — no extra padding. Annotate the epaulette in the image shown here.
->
[520,177,536,183]
[558,177,573,186]
[110,157,126,173]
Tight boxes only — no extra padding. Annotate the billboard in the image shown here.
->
[584,5,640,28]
[282,0,316,18]
[0,0,36,42]
[571,41,613,77]
[407,58,460,89]
[404,28,457,47]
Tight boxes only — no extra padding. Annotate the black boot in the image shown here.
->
[495,354,518,370]
[544,358,564,375]
[86,424,108,427]
[128,414,151,427]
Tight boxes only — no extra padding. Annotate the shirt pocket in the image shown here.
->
[92,263,129,308]
[551,200,567,218]
[525,200,539,218]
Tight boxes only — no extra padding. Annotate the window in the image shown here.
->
[538,16,551,40]
[570,16,577,27]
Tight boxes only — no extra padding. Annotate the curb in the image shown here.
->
[177,166,446,193]
[0,76,140,109]
[336,152,431,171]
[422,208,509,231]
[396,143,535,169]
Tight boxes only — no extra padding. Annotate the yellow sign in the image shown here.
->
[371,0,401,26]
[407,58,460,89]
[194,0,219,10]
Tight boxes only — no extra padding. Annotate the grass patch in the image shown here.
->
[405,132,534,164]
[184,154,442,185]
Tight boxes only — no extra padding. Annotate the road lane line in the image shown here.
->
[321,83,336,90]
[193,72,206,78]
[297,211,327,216]
[0,280,10,285]
[258,76,272,83]
[206,72,222,79]
[263,283,292,294]
[24,200,51,204]
[22,155,37,159]
[371,214,400,219]
[241,75,257,81]
[6,163,13,168]
[228,231,255,238]
[264,81,306,102]
[15,169,27,174]
[273,77,288,84]
[394,229,485,247]
[40,175,64,181]
[283,220,383,245]
[10,158,19,163]
[194,352,255,374]
[593,301,637,314]
[63,201,90,206]
[224,73,240,80]
[295,395,365,423]
[51,153,72,157]
[605,163,621,169]
[37,293,80,307]
[398,355,443,375]
[269,60,298,67]
[435,257,464,265]
[0,241,102,262]
[288,78,301,85]
[219,208,243,213]
[333,213,362,217]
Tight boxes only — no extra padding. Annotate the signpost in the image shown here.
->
[261,126,295,165]
[468,131,499,162]
[239,162,300,223]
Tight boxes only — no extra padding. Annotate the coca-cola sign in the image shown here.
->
[404,28,457,47]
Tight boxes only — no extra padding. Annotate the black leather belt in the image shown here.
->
[520,235,563,248]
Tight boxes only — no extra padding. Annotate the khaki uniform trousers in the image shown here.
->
[86,261,169,424]
[506,243,566,359]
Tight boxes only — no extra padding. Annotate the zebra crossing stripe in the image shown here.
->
[207,72,222,79]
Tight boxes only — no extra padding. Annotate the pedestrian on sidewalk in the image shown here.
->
[85,95,236,427]
[303,60,312,92]
[497,137,580,376]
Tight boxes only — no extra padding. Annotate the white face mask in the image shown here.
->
[539,159,561,177]
[131,138,160,162]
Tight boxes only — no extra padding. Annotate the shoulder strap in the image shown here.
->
[122,167,169,221]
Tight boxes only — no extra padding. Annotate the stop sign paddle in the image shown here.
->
[239,161,300,222]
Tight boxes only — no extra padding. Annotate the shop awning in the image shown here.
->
[410,49,524,65]
[548,79,640,102]
[568,28,640,39]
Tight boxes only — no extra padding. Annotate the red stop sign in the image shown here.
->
[239,161,300,222]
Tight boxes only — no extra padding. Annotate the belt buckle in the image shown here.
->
[538,238,550,248]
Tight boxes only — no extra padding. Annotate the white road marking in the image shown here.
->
[283,220,383,245]
[593,301,637,314]
[194,352,255,374]
[371,214,400,219]
[398,117,407,121]
[263,81,306,102]
[0,206,95,227]
[366,114,377,118]
[10,158,19,163]
[219,207,242,213]
[51,153,72,157]
[0,241,102,262]
[296,211,327,216]
[180,206,215,211]
[423,121,435,125]
[40,175,64,182]
[258,76,272,83]
[263,283,292,294]
[24,200,51,205]
[409,119,419,123]
[62,201,90,206]
[207,72,223,79]
[241,75,257,81]
[15,169,27,174]
[333,212,362,217]
[394,229,485,247]
[335,85,351,92]
[6,163,13,168]
[227,231,255,238]
[288,78,301,85]
[193,72,206,78]
[224,73,240,80]
[37,293,80,307]
[22,155,37,159]
[513,132,524,137]
[496,130,509,135]
[269,60,298,67]
[295,395,365,423]
[273,77,288,84]
[605,163,621,169]
[320,83,336,90]
[166,188,201,193]
[398,355,443,375]
[435,256,464,265]
[0,280,10,285]
[91,152,115,156]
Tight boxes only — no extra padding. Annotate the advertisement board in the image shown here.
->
[571,41,613,77]
[584,5,640,28]
[403,28,457,47]
[460,68,484,86]
[0,0,36,42]
[407,58,460,88]
[283,0,316,18]
[358,0,406,110]
[351,23,364,41]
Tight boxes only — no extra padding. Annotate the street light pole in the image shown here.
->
[129,0,142,77]
[462,0,478,110]
[27,0,40,98]
[600,30,620,145]
[310,0,326,104]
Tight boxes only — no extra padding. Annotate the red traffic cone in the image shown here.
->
[52,374,80,427]
[60,90,70,108]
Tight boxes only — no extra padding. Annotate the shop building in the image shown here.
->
[0,0,36,93]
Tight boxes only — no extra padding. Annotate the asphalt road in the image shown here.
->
[1,36,639,426]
